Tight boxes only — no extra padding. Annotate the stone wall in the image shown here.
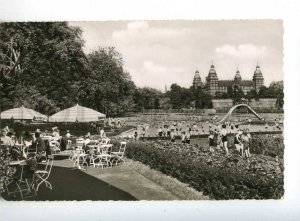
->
[212,98,278,112]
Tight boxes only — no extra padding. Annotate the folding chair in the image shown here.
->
[33,155,54,193]
[5,157,35,200]
[111,142,126,166]
[73,149,88,169]
[94,144,113,169]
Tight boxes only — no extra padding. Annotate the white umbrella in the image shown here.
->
[0,105,47,121]
[49,104,106,122]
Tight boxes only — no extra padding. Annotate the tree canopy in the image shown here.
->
[0,22,137,116]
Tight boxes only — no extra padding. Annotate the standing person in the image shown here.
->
[141,126,146,138]
[100,127,105,139]
[66,130,71,139]
[265,122,269,131]
[145,124,149,137]
[134,128,138,141]
[34,131,46,154]
[181,131,186,144]
[158,127,163,137]
[186,132,191,144]
[66,130,72,149]
[243,129,251,158]
[170,131,175,142]
[230,123,235,134]
[234,129,244,156]
[167,126,171,137]
[96,121,101,133]
[220,124,229,156]
[209,122,212,132]
[208,131,214,152]
[213,129,219,150]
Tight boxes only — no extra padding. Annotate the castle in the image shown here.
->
[192,64,264,96]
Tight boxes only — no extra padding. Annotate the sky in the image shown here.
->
[70,21,283,91]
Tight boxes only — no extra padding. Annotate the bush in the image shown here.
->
[0,148,15,195]
[250,135,284,158]
[125,140,284,199]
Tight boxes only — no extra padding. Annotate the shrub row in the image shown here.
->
[125,140,284,200]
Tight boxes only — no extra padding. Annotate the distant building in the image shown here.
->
[192,70,203,89]
[192,64,264,96]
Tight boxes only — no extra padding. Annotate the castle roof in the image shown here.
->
[218,80,253,87]
[234,68,242,81]
[218,80,234,87]
[207,64,218,80]
[253,65,264,79]
[239,80,254,86]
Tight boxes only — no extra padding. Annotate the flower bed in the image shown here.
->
[125,140,284,199]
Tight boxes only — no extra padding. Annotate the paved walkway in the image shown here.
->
[53,159,181,200]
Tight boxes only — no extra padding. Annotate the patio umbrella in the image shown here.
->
[49,104,106,122]
[0,105,47,121]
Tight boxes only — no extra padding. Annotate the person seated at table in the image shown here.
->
[66,130,71,139]
[52,127,60,138]
[0,129,15,146]
[33,131,46,154]
[83,135,91,147]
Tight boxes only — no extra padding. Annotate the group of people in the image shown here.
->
[0,125,76,158]
[208,124,251,158]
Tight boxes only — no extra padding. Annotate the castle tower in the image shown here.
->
[252,64,264,92]
[234,68,242,84]
[206,64,219,96]
[193,70,202,89]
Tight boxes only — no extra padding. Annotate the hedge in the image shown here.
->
[125,140,284,200]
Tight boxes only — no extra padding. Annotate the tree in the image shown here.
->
[0,22,88,114]
[269,81,284,109]
[84,47,136,116]
[169,84,183,109]
[246,89,259,101]
[258,86,270,98]
[232,85,244,104]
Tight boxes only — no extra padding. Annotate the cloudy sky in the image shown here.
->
[70,20,283,91]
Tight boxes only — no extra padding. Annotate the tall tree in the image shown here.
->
[0,22,88,114]
[83,47,136,116]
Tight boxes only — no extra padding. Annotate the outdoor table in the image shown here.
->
[7,160,33,199]
[42,136,53,141]
[9,160,27,166]
[73,152,88,169]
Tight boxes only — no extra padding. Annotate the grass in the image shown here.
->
[123,158,209,200]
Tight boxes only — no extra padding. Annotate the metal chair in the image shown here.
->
[32,155,54,193]
[111,142,126,166]
[73,149,88,169]
[94,144,113,169]
[5,159,34,200]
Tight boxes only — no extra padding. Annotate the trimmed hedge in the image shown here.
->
[125,140,284,200]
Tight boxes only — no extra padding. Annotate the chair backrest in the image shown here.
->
[44,155,54,177]
[101,144,113,153]
[119,142,126,156]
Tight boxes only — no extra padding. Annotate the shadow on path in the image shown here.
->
[31,165,137,201]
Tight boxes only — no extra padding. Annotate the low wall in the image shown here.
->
[212,98,278,112]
